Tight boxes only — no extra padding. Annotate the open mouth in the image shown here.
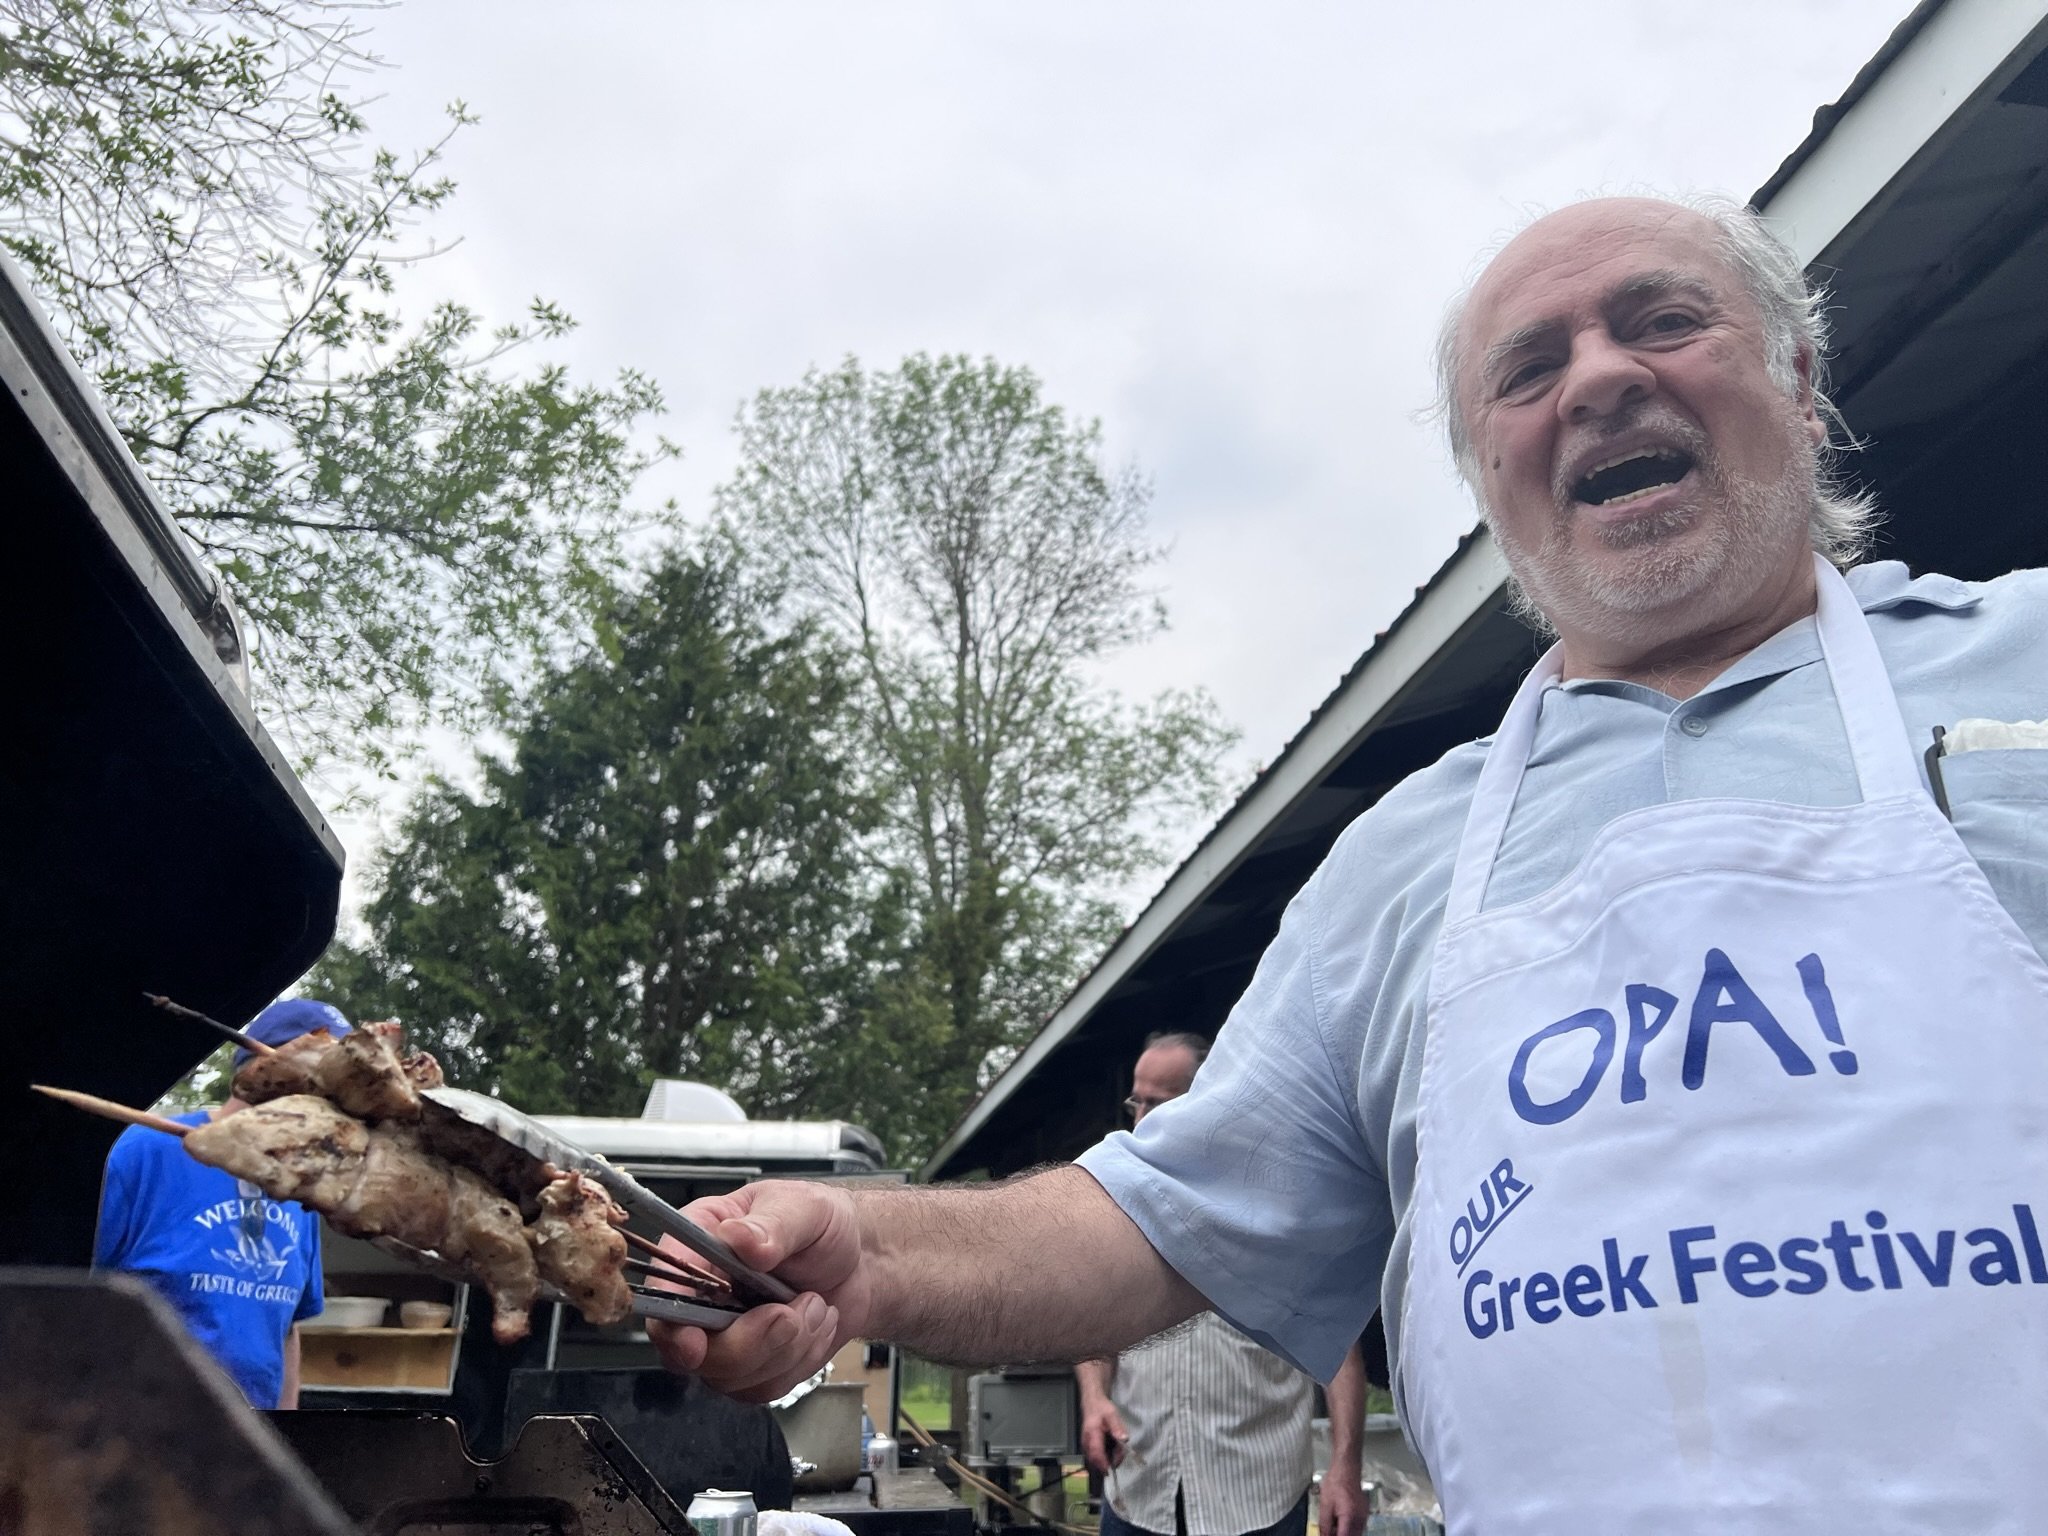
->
[1572,448,1694,508]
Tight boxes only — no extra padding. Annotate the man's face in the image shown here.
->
[1129,1044,1199,1125]
[1457,200,1826,653]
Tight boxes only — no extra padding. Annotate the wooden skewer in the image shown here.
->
[32,1083,193,1137]
[623,1237,727,1289]
[624,1254,731,1292]
[144,993,276,1057]
[619,1227,728,1287]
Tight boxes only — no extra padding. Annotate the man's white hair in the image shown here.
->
[1430,193,1880,568]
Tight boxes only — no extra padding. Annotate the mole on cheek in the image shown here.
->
[1493,458,1501,470]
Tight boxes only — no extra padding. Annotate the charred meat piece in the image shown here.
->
[529,1171,631,1326]
[186,1093,367,1212]
[184,1096,540,1343]
[413,1110,552,1217]
[311,1026,421,1123]
[232,1020,434,1124]
[342,1125,454,1254]
[234,1023,548,1217]
[402,1050,445,1090]
[230,1028,339,1104]
[443,1170,543,1343]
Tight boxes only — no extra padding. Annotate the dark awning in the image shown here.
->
[1,253,344,1264]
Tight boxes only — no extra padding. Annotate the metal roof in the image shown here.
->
[925,0,2048,1180]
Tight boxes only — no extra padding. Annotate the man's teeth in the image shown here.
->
[1583,449,1662,477]
[1573,446,1692,506]
[1597,481,1671,508]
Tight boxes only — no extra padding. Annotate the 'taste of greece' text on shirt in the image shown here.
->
[93,1110,325,1408]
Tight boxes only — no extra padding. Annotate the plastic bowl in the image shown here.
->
[399,1301,454,1330]
[303,1296,389,1330]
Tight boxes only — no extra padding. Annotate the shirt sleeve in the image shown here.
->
[91,1129,142,1270]
[1077,868,1393,1383]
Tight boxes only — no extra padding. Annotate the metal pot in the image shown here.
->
[769,1381,867,1492]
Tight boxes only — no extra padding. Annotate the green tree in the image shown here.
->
[715,354,1236,1122]
[312,549,950,1157]
[0,0,673,767]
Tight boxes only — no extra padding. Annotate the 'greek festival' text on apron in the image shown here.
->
[1401,557,2048,1532]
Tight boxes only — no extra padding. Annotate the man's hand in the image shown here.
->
[1319,1338,1371,1536]
[648,1165,1204,1405]
[646,1180,869,1403]
[1079,1396,1130,1476]
[1317,1468,1368,1536]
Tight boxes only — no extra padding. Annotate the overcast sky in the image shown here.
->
[329,0,1909,911]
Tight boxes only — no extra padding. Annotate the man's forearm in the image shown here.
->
[1327,1339,1369,1467]
[856,1164,1204,1364]
[280,1325,302,1410]
[1074,1355,1116,1409]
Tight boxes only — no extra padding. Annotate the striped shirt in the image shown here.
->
[1107,1311,1314,1536]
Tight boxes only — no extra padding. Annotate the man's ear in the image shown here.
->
[1793,344,1826,447]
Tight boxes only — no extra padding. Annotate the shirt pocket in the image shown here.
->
[1945,750,2048,966]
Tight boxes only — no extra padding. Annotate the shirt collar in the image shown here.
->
[1552,561,1981,700]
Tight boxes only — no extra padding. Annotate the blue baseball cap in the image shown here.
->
[236,998,352,1066]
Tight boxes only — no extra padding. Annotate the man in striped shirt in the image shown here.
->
[1078,1033,1371,1536]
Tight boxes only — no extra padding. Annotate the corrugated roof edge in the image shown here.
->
[922,521,1498,1178]
[1750,0,1952,209]
[0,251,229,636]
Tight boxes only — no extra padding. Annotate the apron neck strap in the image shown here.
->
[1445,643,1562,927]
[1444,556,1919,926]
[1810,554,1921,803]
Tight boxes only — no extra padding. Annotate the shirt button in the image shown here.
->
[1681,714,1709,737]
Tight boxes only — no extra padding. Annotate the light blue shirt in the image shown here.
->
[1078,562,2048,1387]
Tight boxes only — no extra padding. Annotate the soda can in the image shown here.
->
[866,1431,898,1478]
[687,1488,759,1536]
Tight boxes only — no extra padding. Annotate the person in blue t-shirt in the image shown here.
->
[93,998,352,1409]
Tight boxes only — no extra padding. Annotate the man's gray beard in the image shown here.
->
[1494,444,1814,647]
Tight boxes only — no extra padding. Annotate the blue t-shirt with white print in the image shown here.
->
[93,1110,326,1408]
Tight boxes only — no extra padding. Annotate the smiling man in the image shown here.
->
[649,197,2048,1531]
[1451,198,1847,693]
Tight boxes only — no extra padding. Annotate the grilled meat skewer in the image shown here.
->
[35,1085,608,1345]
[233,1020,444,1122]
[186,1094,542,1342]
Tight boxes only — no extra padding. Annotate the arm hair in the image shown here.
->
[856,1163,1205,1365]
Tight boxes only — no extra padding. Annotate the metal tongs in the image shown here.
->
[418,1087,797,1331]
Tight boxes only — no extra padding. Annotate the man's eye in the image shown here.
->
[1642,311,1698,336]
[1499,360,1551,395]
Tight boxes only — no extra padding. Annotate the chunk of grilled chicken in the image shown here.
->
[232,1020,442,1121]
[444,1172,543,1342]
[230,1027,340,1105]
[311,1025,421,1122]
[529,1171,631,1326]
[402,1049,446,1091]
[186,1093,367,1212]
[186,1095,542,1343]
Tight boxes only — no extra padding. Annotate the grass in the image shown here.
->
[898,1380,952,1433]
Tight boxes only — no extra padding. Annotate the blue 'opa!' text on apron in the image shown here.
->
[1506,946,1858,1127]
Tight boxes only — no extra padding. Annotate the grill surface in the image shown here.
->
[0,1269,357,1536]
[272,1410,693,1535]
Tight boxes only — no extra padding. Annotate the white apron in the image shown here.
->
[1401,557,2048,1532]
